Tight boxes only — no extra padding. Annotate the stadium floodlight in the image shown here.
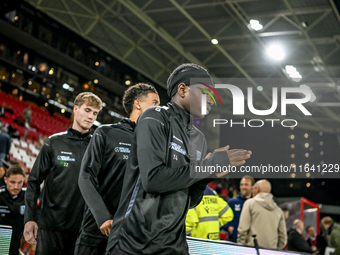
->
[211,39,218,45]
[248,19,263,31]
[266,44,285,61]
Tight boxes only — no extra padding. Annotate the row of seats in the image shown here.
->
[10,139,38,170]
[12,139,40,156]
[1,91,72,138]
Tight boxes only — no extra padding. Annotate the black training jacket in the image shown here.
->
[106,101,229,255]
[24,126,92,231]
[77,119,135,246]
[0,186,26,255]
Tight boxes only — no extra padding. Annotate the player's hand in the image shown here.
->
[214,146,251,167]
[24,221,38,245]
[100,219,113,237]
[214,146,252,177]
[228,226,234,234]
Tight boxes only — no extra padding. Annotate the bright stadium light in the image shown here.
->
[248,19,263,31]
[266,44,285,61]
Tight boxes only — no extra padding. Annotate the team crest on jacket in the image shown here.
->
[20,205,25,215]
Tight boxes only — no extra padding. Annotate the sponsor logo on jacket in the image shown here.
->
[57,155,75,161]
[169,142,186,155]
[0,208,10,214]
[114,147,131,153]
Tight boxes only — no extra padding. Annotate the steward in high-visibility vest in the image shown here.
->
[186,186,234,240]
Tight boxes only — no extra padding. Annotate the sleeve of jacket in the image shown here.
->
[137,109,229,194]
[276,210,287,249]
[78,127,111,228]
[24,139,52,224]
[237,199,251,245]
[329,227,340,252]
[185,208,199,236]
[218,197,234,228]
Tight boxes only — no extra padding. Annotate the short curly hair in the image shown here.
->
[122,83,158,115]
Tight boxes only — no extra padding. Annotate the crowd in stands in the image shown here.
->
[0,92,72,140]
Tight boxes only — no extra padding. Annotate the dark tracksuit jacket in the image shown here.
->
[24,126,92,232]
[222,194,248,242]
[0,186,26,255]
[106,101,230,255]
[77,119,136,246]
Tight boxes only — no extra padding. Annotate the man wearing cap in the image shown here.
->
[105,63,252,255]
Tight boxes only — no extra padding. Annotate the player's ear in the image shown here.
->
[177,83,187,98]
[134,99,142,110]
[73,105,79,114]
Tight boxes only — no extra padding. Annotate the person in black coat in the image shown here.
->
[288,219,315,254]
[306,225,327,255]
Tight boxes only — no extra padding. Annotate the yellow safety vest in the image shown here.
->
[186,193,233,240]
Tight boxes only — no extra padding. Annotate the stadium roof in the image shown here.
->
[26,0,340,134]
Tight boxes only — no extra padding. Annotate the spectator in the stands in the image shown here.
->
[321,216,340,255]
[0,117,4,130]
[23,106,32,125]
[7,123,21,140]
[24,119,36,132]
[288,219,315,253]
[306,225,327,255]
[0,103,6,117]
[13,116,24,127]
[6,105,14,115]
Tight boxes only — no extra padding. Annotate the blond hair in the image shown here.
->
[74,92,102,110]
[321,216,333,225]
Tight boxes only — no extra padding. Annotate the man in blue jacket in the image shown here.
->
[222,175,254,242]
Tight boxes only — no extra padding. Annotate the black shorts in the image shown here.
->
[74,243,107,255]
[74,236,107,255]
[35,228,78,255]
[105,244,131,255]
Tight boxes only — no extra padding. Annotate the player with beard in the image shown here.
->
[0,165,26,255]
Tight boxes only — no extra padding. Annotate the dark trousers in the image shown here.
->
[36,228,78,255]
[74,239,107,255]
[105,244,131,255]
